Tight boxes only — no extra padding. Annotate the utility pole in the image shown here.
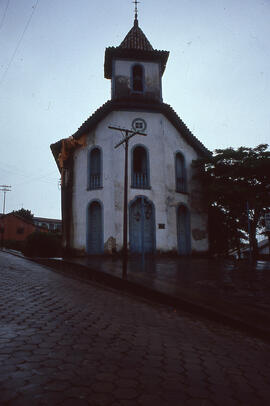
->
[0,185,11,214]
[109,126,147,278]
[246,201,252,262]
[0,185,11,249]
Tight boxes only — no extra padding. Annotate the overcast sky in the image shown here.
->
[0,0,269,219]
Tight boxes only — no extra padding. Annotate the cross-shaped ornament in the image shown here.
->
[133,0,140,19]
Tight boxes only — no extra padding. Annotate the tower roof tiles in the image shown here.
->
[119,19,154,51]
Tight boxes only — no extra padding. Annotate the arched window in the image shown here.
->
[175,152,187,193]
[88,147,102,190]
[132,146,150,189]
[132,64,144,92]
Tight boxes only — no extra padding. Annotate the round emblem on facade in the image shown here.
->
[132,118,147,132]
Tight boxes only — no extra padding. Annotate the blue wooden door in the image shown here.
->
[87,201,103,254]
[129,197,155,253]
[177,205,191,255]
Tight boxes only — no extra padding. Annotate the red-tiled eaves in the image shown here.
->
[104,47,169,79]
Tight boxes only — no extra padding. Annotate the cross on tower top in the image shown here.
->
[133,0,140,23]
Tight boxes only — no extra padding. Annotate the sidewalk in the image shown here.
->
[31,253,270,340]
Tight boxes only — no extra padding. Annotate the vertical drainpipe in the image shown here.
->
[62,156,74,256]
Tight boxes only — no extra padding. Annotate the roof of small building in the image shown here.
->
[34,217,61,224]
[50,98,211,168]
[0,211,32,222]
[0,212,36,227]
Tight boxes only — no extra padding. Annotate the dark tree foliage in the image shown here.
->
[12,208,34,222]
[208,206,245,256]
[195,144,270,258]
[22,231,62,257]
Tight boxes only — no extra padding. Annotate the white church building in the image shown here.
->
[51,15,211,256]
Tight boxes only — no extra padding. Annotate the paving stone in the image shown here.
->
[1,251,270,406]
[161,390,190,404]
[117,369,139,379]
[95,373,117,383]
[89,393,114,405]
[91,382,115,393]
[44,380,71,392]
[138,394,163,406]
[0,389,18,402]
[59,399,90,406]
[9,395,43,406]
[186,399,211,406]
[111,401,138,406]
[116,378,138,388]
[114,388,138,400]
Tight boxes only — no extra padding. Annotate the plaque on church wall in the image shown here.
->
[132,118,147,132]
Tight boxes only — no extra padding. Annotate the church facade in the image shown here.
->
[51,17,210,256]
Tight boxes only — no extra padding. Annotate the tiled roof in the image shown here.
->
[0,212,36,226]
[119,19,154,51]
[34,217,61,224]
[73,99,210,156]
[51,99,211,171]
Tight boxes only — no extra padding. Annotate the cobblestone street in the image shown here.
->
[0,251,270,406]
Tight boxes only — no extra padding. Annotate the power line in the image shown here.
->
[0,0,39,86]
[0,164,57,181]
[0,165,59,187]
[0,0,10,31]
[13,172,60,188]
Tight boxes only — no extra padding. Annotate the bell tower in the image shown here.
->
[104,7,169,102]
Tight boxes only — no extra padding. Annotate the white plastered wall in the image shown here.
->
[72,110,208,253]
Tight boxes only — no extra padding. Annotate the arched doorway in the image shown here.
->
[87,201,103,254]
[177,204,191,255]
[129,196,155,254]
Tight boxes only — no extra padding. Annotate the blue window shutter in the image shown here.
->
[175,153,186,193]
[132,146,150,189]
[87,201,103,254]
[89,148,102,189]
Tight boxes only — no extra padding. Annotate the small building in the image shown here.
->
[33,217,62,232]
[51,15,210,256]
[0,212,46,245]
[230,238,270,259]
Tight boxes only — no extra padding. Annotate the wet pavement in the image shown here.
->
[73,255,270,307]
[39,254,270,339]
[1,250,270,405]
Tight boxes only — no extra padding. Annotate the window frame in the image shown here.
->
[131,144,151,190]
[86,199,104,254]
[87,146,103,190]
[131,63,145,94]
[175,151,187,194]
